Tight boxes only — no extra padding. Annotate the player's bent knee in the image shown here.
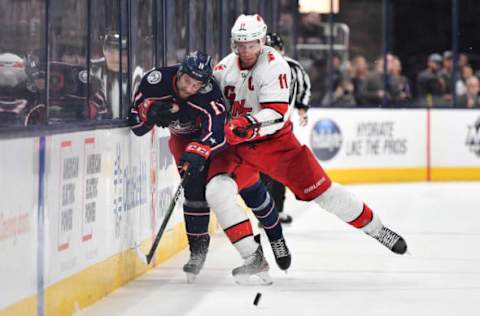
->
[314,182,363,222]
[206,174,250,230]
[205,174,238,208]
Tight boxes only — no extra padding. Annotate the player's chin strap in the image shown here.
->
[232,118,284,138]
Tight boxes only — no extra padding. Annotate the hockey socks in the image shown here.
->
[224,219,257,257]
[241,181,291,270]
[314,182,382,234]
[183,199,210,248]
[240,181,283,242]
[348,203,375,230]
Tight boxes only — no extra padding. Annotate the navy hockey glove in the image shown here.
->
[137,98,155,124]
[147,101,179,128]
[179,142,211,179]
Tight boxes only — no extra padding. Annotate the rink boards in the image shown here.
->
[0,127,206,316]
[292,108,480,183]
[1,108,480,316]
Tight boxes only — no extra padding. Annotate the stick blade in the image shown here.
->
[134,245,148,265]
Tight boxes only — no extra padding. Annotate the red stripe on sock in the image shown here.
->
[349,204,373,228]
[224,220,253,243]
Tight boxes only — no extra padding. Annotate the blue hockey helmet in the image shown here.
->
[178,51,213,84]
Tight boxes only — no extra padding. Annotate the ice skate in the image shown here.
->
[270,237,291,270]
[183,251,207,283]
[183,235,210,283]
[255,229,291,270]
[370,226,408,255]
[232,246,273,285]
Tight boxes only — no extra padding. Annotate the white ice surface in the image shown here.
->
[77,182,480,316]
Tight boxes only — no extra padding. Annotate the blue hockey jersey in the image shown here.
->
[129,65,227,154]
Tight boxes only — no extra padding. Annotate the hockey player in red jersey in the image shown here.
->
[129,51,272,284]
[206,15,408,270]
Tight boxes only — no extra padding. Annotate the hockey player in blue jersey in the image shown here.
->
[129,51,273,284]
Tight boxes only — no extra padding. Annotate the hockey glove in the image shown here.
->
[224,114,260,145]
[137,98,156,124]
[179,142,211,179]
[148,101,178,128]
[138,98,177,127]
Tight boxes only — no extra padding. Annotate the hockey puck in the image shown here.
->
[253,292,262,306]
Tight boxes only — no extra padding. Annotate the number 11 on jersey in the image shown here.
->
[278,73,288,89]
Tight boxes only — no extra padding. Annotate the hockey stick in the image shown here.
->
[232,117,284,137]
[135,169,188,265]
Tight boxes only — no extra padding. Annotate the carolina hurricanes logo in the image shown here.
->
[231,100,251,116]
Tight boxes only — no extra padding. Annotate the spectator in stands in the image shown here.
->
[0,52,44,126]
[91,32,129,119]
[326,77,356,107]
[439,51,454,103]
[351,55,368,106]
[416,53,446,106]
[60,45,86,65]
[25,49,109,123]
[389,55,412,106]
[328,54,343,91]
[459,52,469,68]
[308,59,326,105]
[456,65,475,97]
[457,75,480,108]
[361,54,394,106]
[322,53,345,106]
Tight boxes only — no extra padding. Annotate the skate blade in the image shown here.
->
[234,271,273,286]
[186,272,197,284]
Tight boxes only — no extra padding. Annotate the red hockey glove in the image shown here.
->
[224,114,260,145]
